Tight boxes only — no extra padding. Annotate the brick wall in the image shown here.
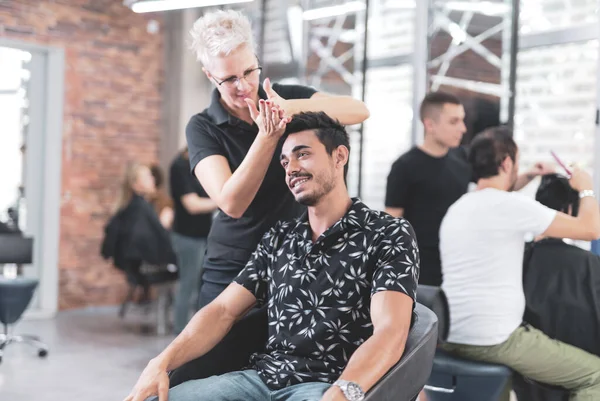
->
[0,0,164,309]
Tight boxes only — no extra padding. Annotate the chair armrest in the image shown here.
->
[364,303,438,401]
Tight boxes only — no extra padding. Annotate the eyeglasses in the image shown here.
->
[211,66,263,88]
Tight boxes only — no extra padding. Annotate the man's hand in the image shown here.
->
[527,162,555,178]
[123,358,170,401]
[320,385,346,401]
[244,97,290,140]
[568,167,594,192]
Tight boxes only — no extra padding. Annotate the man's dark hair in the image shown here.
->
[468,126,518,182]
[536,174,579,216]
[285,112,351,179]
[419,91,462,122]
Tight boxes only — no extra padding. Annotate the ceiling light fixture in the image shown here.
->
[125,0,253,13]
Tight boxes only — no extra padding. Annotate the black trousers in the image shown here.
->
[169,281,268,388]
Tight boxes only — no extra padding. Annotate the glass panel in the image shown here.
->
[0,46,31,233]
[515,40,598,179]
[368,1,415,59]
[427,0,513,138]
[361,65,413,210]
[520,0,599,34]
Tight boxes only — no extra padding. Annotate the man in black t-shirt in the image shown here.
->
[169,148,217,334]
[385,92,554,286]
[385,92,469,286]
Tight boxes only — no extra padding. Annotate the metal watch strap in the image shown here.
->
[579,189,595,199]
[334,379,365,401]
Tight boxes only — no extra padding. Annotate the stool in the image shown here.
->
[0,277,49,363]
[425,349,511,400]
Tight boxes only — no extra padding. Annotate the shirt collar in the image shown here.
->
[291,198,371,241]
[206,86,269,126]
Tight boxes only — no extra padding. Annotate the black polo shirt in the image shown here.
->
[234,199,419,389]
[186,84,316,286]
[169,153,212,238]
[385,147,471,286]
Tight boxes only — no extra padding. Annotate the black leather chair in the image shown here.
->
[0,234,48,363]
[169,303,438,401]
[417,285,512,401]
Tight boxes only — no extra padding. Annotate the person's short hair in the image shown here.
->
[189,9,256,67]
[285,112,350,179]
[468,126,518,182]
[536,174,579,216]
[419,91,462,122]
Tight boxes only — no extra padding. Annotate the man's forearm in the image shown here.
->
[576,196,600,238]
[154,302,236,371]
[217,134,279,218]
[336,330,407,393]
[286,96,369,125]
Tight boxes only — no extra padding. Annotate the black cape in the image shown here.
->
[513,239,600,401]
[101,195,177,283]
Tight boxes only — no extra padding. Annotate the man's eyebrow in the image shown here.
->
[280,145,311,160]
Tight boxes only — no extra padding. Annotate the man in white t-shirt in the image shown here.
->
[440,126,600,401]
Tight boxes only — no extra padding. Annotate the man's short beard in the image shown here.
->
[295,179,335,206]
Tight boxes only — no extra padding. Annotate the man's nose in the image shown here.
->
[286,160,300,176]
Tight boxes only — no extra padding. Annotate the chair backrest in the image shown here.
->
[0,277,39,325]
[0,234,33,264]
[416,285,449,342]
[364,303,438,401]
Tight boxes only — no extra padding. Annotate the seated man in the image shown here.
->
[514,174,600,401]
[439,127,600,401]
[124,112,419,401]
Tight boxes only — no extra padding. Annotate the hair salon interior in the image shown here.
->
[1,0,600,400]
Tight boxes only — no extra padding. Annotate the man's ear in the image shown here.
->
[500,155,513,173]
[335,146,350,169]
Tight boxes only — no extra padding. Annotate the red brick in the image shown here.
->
[1,0,164,309]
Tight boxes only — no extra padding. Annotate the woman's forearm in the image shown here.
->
[286,96,370,125]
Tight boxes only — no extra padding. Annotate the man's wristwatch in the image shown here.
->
[333,379,365,401]
[579,189,595,199]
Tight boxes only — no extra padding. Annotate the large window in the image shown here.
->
[515,40,599,179]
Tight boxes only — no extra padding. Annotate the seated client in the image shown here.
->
[124,112,420,401]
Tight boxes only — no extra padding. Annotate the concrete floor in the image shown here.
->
[0,306,174,401]
[0,306,518,401]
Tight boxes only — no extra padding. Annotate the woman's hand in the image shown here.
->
[244,98,291,140]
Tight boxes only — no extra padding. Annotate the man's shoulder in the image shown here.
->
[360,202,415,237]
[392,147,421,165]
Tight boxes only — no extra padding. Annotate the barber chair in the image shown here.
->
[0,234,49,363]
[418,285,512,401]
[169,303,438,401]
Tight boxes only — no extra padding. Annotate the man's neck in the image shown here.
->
[476,176,509,192]
[307,187,353,242]
[419,136,450,157]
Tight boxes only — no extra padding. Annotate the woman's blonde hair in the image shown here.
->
[113,162,147,213]
[189,9,256,67]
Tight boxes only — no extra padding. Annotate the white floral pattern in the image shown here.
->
[234,199,419,389]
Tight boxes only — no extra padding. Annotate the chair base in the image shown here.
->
[0,333,49,363]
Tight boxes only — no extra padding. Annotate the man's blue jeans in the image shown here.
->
[156,369,331,401]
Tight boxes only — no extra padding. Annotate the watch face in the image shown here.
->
[346,382,364,400]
